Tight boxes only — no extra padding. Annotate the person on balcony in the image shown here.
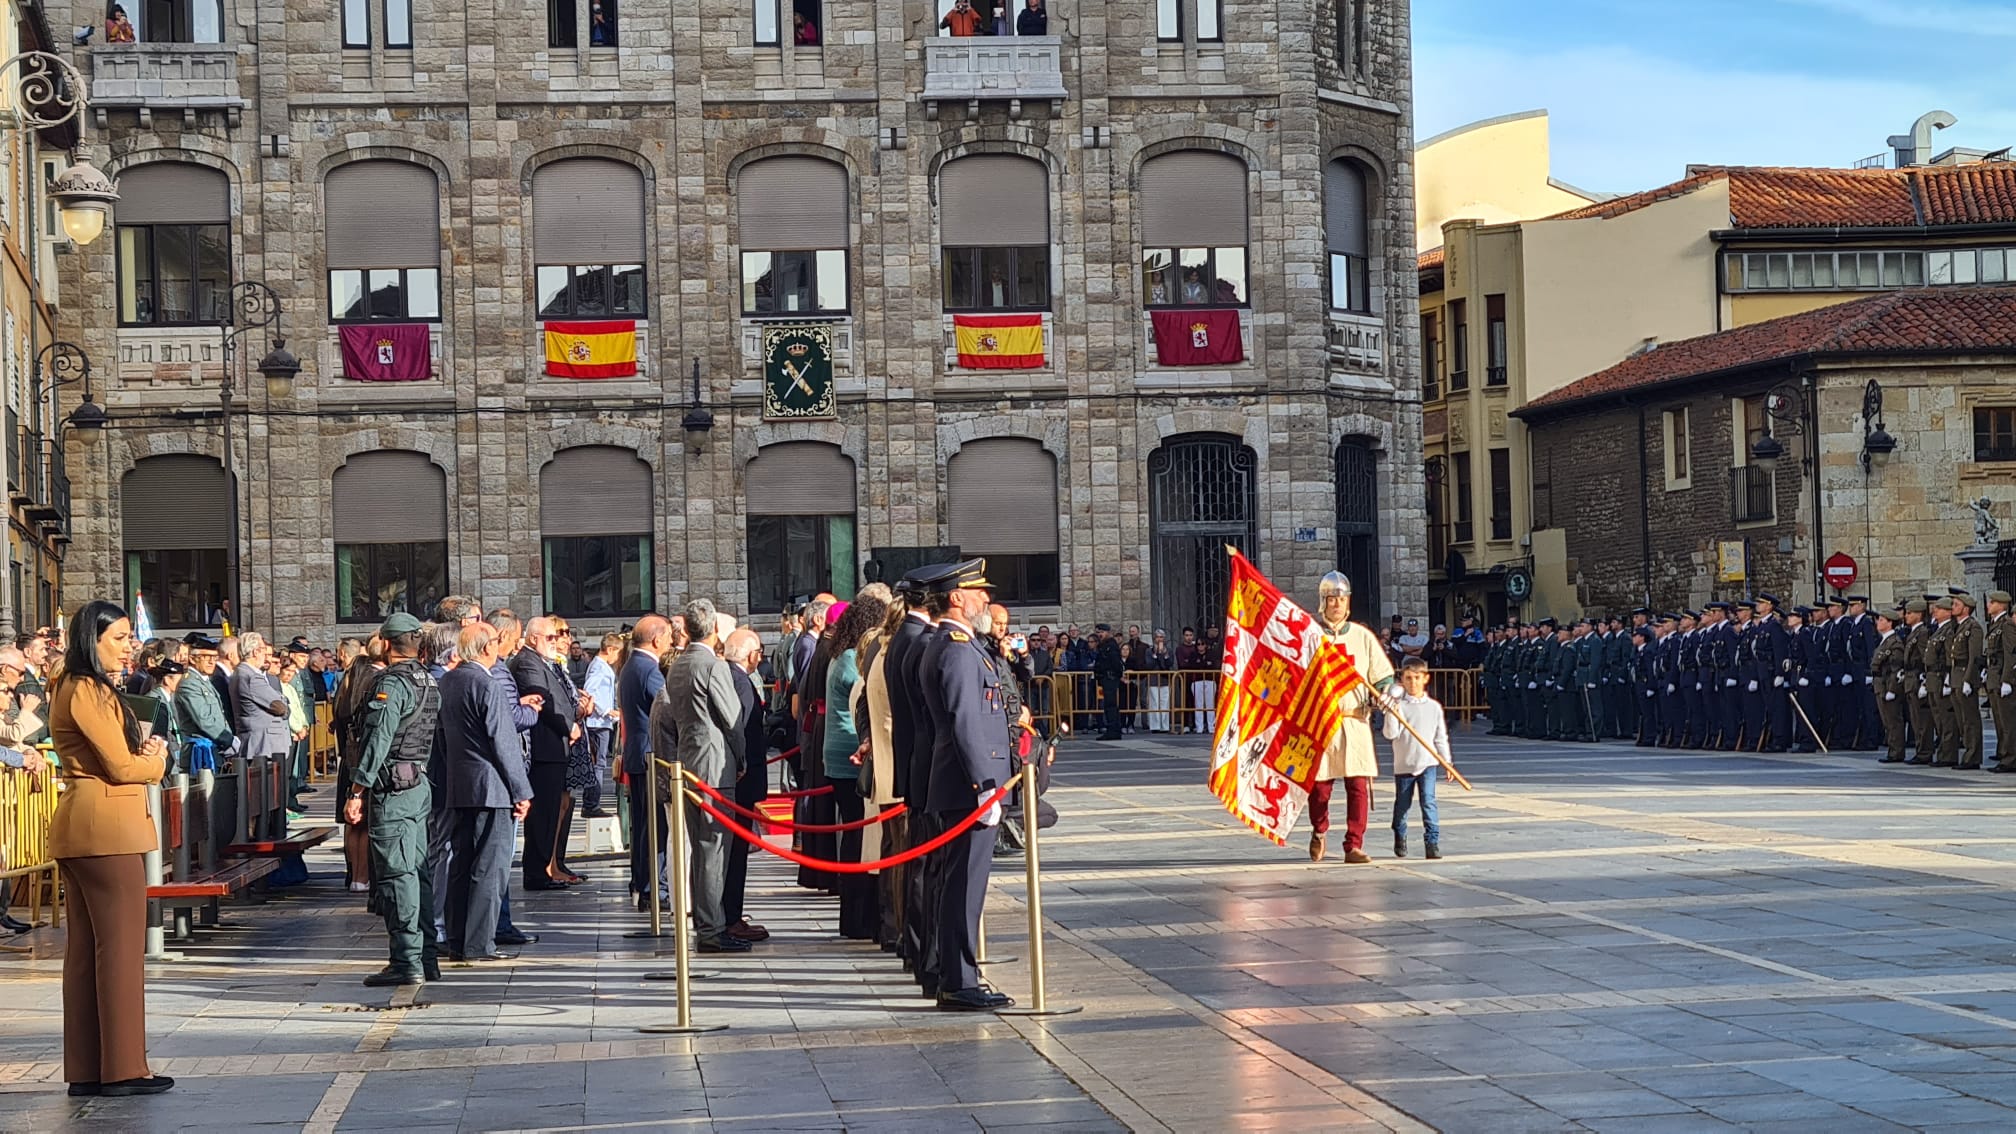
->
[940,0,984,36]
[1016,0,1047,35]
[105,5,136,43]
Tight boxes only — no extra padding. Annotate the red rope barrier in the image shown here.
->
[766,746,801,766]
[773,784,833,800]
[687,777,906,833]
[687,787,1010,874]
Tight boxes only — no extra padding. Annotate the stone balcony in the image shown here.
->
[89,44,245,128]
[920,36,1067,120]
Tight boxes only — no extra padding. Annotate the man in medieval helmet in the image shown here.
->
[1309,571,1397,864]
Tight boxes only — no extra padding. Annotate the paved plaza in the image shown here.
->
[7,725,2016,1131]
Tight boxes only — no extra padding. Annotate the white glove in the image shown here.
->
[1665,684,1675,694]
[1747,680,1758,693]
[1694,683,1703,692]
[1963,683,1973,696]
[979,799,1003,827]
[2003,683,2013,697]
[1822,676,1833,687]
[1798,678,1809,687]
[1587,683,1597,691]
[1885,691,1896,701]
[1773,677,1785,688]
[1645,689,1655,699]
[1725,679,1738,688]
[1864,676,1873,685]
[1943,684,1953,696]
[1527,682,1537,690]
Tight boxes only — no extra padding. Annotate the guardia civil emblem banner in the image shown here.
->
[1208,550,1363,845]
[762,324,837,420]
[337,323,432,381]
[1150,308,1245,366]
[543,320,638,379]
[953,314,1045,369]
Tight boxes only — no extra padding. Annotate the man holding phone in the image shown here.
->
[940,0,983,36]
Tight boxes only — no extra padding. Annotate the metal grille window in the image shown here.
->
[1976,407,2016,462]
[1447,298,1468,392]
[114,162,232,327]
[1485,294,1507,386]
[1148,434,1256,634]
[1731,464,1774,523]
[1141,151,1248,307]
[333,451,449,622]
[1336,438,1381,621]
[326,161,442,323]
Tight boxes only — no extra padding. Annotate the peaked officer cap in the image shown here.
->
[1756,592,1780,605]
[928,558,994,594]
[1989,590,2014,605]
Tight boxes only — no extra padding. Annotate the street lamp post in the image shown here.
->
[1748,374,1902,601]
[216,282,299,631]
[0,51,120,245]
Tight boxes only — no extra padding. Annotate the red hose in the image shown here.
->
[687,777,906,833]
[687,787,1010,873]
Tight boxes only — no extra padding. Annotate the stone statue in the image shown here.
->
[1971,497,2000,548]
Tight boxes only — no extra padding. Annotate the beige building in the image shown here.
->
[1420,118,2016,624]
[48,0,1428,637]
[1413,109,1602,253]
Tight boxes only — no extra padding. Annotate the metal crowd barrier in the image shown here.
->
[0,758,61,927]
[310,702,339,783]
[1027,669,1223,738]
[1427,668,1486,723]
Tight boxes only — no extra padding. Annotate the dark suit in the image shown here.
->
[888,615,941,981]
[512,646,578,888]
[920,618,1012,996]
[436,664,534,956]
[620,649,668,899]
[724,664,769,926]
[663,642,743,943]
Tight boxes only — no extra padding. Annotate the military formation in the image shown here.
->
[1477,590,2016,767]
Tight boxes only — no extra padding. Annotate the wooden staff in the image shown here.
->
[1787,692,1830,755]
[1368,685,1474,791]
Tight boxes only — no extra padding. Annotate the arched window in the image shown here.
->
[122,455,230,627]
[114,162,230,326]
[333,450,449,622]
[745,442,856,612]
[534,158,647,319]
[948,439,1059,603]
[1326,159,1372,313]
[738,157,849,315]
[325,160,441,323]
[1140,151,1247,307]
[940,155,1050,312]
[540,446,654,616]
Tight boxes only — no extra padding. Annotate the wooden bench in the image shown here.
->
[225,825,338,858]
[148,775,291,942]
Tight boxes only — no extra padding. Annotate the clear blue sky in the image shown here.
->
[1414,0,2016,195]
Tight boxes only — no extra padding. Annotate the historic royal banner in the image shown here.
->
[1207,550,1363,845]
[337,323,432,381]
[543,319,638,378]
[952,313,1045,369]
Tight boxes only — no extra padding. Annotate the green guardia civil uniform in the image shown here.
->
[350,613,442,983]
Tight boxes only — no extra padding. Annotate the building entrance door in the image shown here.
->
[1149,433,1257,634]
[1336,437,1381,622]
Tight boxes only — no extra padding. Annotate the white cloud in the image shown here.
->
[1415,41,2007,192]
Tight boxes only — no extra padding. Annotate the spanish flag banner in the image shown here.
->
[953,314,1045,369]
[544,320,638,379]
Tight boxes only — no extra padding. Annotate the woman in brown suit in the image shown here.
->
[49,600,173,1097]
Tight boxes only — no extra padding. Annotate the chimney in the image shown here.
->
[1888,110,1957,168]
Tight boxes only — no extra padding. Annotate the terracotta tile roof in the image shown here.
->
[1516,288,2016,417]
[1418,247,1444,271]
[1418,246,1444,292]
[1538,163,2016,230]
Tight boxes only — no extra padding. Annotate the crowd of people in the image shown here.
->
[939,0,1047,37]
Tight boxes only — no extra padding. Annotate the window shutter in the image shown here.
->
[1140,151,1247,247]
[737,157,849,252]
[113,162,229,225]
[534,159,647,265]
[122,455,229,550]
[325,161,441,270]
[745,442,856,515]
[333,451,447,544]
[540,446,653,536]
[948,439,1057,554]
[1325,159,1369,256]
[940,156,1049,247]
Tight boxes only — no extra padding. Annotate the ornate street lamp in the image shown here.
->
[1861,378,1897,471]
[0,52,119,245]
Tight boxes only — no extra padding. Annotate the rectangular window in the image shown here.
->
[1731,464,1773,524]
[1488,448,1511,541]
[1485,293,1507,386]
[549,0,577,47]
[741,250,848,315]
[747,514,857,614]
[535,264,647,318]
[1142,246,1246,307]
[1329,252,1369,313]
[542,535,653,617]
[343,0,370,47]
[1976,407,2016,462]
[1196,0,1222,41]
[124,548,229,628]
[385,0,412,47]
[117,223,230,326]
[942,246,1050,311]
[1739,394,1768,463]
[1426,459,1446,570]
[142,0,224,43]
[755,0,779,44]
[1452,452,1473,544]
[977,553,1060,606]
[590,0,617,45]
[1664,407,1690,488]
[335,541,447,622]
[1952,249,1977,285]
[329,267,442,322]
[1156,0,1181,40]
[1983,249,2008,283]
[1420,312,1439,401]
[1447,298,1468,391]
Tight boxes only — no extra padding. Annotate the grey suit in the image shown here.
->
[661,643,744,943]
[437,663,534,957]
[231,663,292,761]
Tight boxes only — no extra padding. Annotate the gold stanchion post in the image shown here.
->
[996,761,1080,1017]
[640,760,725,1034]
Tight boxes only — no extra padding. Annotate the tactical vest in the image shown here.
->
[374,660,441,792]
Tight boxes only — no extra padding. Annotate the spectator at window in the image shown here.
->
[794,10,819,44]
[1181,267,1209,304]
[1016,0,1047,35]
[985,264,1010,308]
[973,0,1001,34]
[105,4,136,43]
[590,2,614,45]
[940,0,983,36]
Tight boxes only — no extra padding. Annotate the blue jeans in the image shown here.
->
[1392,768,1440,844]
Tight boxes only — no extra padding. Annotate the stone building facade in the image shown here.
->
[52,0,1423,637]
